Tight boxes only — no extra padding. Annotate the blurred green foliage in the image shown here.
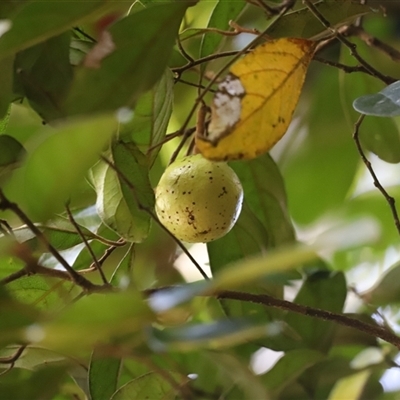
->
[1,1,400,399]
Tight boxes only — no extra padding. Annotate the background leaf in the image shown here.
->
[4,114,117,221]
[64,2,193,116]
[89,350,121,400]
[0,0,125,60]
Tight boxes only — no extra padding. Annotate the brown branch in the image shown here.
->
[217,290,400,349]
[145,286,400,349]
[352,115,400,236]
[349,25,400,63]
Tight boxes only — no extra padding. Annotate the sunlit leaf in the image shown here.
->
[328,370,370,400]
[212,244,317,290]
[4,114,117,221]
[196,38,316,160]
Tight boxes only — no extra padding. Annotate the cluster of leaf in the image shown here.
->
[1,0,400,399]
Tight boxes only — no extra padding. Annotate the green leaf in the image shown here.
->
[112,141,154,239]
[0,135,26,167]
[0,365,68,400]
[230,154,295,247]
[41,290,154,353]
[110,372,181,400]
[267,0,370,39]
[199,0,246,66]
[207,154,295,297]
[110,243,134,285]
[0,105,11,133]
[0,56,14,119]
[205,352,270,400]
[283,67,359,224]
[121,70,174,166]
[4,114,117,221]
[284,271,347,352]
[148,319,282,351]
[6,275,76,311]
[91,142,154,242]
[89,350,121,400]
[0,0,125,60]
[342,187,400,255]
[261,349,324,394]
[64,2,193,115]
[353,80,400,117]
[328,370,370,400]
[341,46,400,163]
[362,261,400,305]
[212,244,317,290]
[10,216,99,252]
[0,286,41,347]
[14,32,73,121]
[0,345,65,371]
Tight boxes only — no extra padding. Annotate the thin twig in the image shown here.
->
[81,241,122,273]
[352,115,400,236]
[314,56,371,75]
[100,156,209,280]
[0,345,26,364]
[0,190,105,292]
[66,204,109,285]
[176,36,194,63]
[0,219,14,237]
[303,0,395,85]
[73,27,96,43]
[172,50,242,77]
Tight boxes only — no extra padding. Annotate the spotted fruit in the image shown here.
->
[155,154,243,243]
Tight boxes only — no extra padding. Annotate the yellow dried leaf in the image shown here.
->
[196,38,316,160]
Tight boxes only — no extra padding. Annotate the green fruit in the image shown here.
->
[155,154,243,243]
